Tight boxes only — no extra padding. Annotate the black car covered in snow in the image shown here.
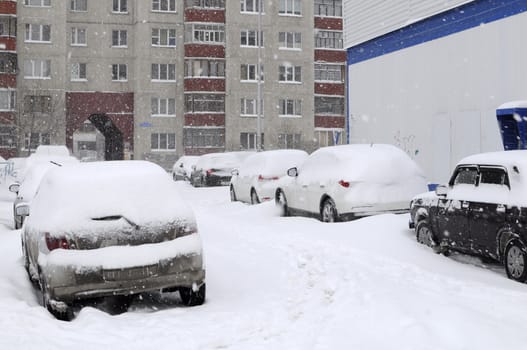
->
[409,151,527,283]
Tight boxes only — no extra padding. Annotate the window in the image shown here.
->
[0,17,16,37]
[152,28,176,47]
[240,0,263,13]
[0,56,17,74]
[71,63,87,81]
[315,96,344,115]
[315,63,344,82]
[111,64,127,81]
[25,24,51,42]
[241,64,264,82]
[240,30,263,47]
[24,132,50,151]
[151,133,176,151]
[279,99,302,117]
[315,129,343,147]
[184,59,225,78]
[184,128,225,148]
[151,63,176,81]
[112,30,127,47]
[25,0,51,6]
[278,133,301,149]
[480,167,509,187]
[184,0,224,9]
[240,132,263,150]
[279,65,301,83]
[279,32,301,50]
[314,0,342,17]
[279,0,301,15]
[71,0,87,11]
[113,0,128,13]
[185,94,224,113]
[0,126,16,149]
[240,98,263,116]
[0,90,15,111]
[151,97,176,116]
[452,167,478,186]
[185,24,224,44]
[24,59,51,79]
[24,95,51,113]
[315,30,343,49]
[152,0,176,12]
[71,27,87,46]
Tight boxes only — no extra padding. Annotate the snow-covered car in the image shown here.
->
[230,149,308,204]
[410,150,527,282]
[190,152,253,187]
[275,144,428,222]
[172,155,199,181]
[9,155,79,229]
[20,161,206,320]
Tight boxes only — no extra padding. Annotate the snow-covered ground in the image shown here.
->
[1,181,527,349]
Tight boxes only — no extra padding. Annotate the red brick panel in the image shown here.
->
[314,82,344,96]
[184,114,225,127]
[66,92,134,149]
[0,37,16,51]
[315,50,346,63]
[0,111,15,123]
[185,44,225,58]
[185,9,225,22]
[184,78,225,92]
[314,17,342,30]
[0,1,16,15]
[0,74,16,88]
[315,116,345,128]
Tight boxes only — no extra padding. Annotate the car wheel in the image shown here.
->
[230,186,237,202]
[276,190,289,216]
[321,198,338,223]
[504,241,527,282]
[102,295,133,315]
[14,216,20,230]
[40,273,74,321]
[250,189,260,205]
[172,173,177,181]
[416,221,435,247]
[179,283,206,306]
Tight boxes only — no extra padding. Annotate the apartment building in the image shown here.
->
[0,0,16,159]
[9,0,345,168]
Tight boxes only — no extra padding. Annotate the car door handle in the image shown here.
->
[461,201,469,209]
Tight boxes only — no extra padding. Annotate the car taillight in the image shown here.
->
[45,232,70,251]
[206,169,215,176]
[338,180,350,188]
[258,175,279,181]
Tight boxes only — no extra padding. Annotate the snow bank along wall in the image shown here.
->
[345,0,527,183]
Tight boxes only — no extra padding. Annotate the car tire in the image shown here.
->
[276,190,289,217]
[179,283,206,306]
[230,186,237,202]
[40,272,74,321]
[321,198,338,223]
[250,189,260,205]
[415,221,435,247]
[504,241,527,283]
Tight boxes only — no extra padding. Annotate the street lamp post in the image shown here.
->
[256,0,262,151]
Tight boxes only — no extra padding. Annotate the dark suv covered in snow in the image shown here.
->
[410,151,527,283]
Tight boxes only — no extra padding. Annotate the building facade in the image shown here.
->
[344,0,527,183]
[8,0,346,168]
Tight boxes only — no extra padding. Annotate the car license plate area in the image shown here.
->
[103,265,158,281]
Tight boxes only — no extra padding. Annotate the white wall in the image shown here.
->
[343,0,474,47]
[348,12,527,184]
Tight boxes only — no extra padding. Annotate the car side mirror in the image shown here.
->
[435,185,448,197]
[287,167,298,177]
[231,169,239,176]
[15,204,30,217]
[9,183,20,194]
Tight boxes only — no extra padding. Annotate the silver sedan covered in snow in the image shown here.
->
[20,161,205,320]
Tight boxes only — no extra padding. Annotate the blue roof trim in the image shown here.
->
[347,0,527,65]
[497,108,527,116]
